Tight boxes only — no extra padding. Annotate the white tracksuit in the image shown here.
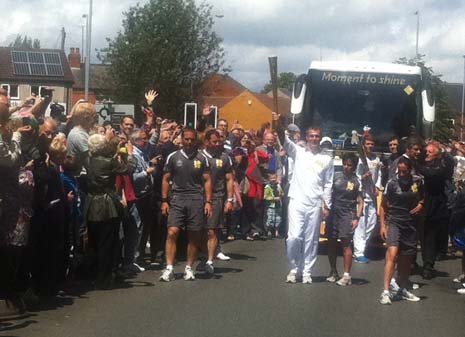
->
[284,136,334,276]
[353,155,382,257]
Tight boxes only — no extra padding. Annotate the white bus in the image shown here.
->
[291,61,435,151]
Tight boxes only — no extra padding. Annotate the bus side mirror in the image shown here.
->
[291,74,308,115]
[422,89,435,122]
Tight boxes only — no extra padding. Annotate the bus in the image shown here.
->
[291,61,435,151]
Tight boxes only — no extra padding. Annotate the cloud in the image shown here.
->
[0,0,463,91]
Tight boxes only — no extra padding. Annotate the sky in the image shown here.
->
[1,0,464,91]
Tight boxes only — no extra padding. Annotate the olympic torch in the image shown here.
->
[268,56,279,130]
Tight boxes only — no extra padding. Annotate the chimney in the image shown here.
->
[68,47,81,68]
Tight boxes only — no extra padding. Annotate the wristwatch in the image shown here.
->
[205,200,212,204]
[227,198,234,203]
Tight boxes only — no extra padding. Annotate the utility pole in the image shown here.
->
[84,0,93,101]
[60,27,66,52]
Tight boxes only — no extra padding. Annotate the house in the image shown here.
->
[199,73,290,130]
[219,90,290,130]
[68,47,112,105]
[0,46,74,109]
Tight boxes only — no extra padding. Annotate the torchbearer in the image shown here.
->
[273,113,334,284]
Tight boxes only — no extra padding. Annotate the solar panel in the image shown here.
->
[12,51,28,63]
[46,64,64,76]
[43,53,61,64]
[13,63,30,75]
[11,50,64,77]
[30,63,47,76]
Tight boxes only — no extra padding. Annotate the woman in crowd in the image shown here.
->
[326,152,363,286]
[379,157,424,304]
[85,133,135,289]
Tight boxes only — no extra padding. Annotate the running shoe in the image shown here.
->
[457,288,465,295]
[354,256,370,263]
[216,252,231,261]
[390,278,400,292]
[183,267,195,281]
[205,261,214,274]
[379,290,392,305]
[336,275,352,286]
[399,288,420,302]
[286,270,298,283]
[453,274,465,283]
[326,271,339,283]
[132,262,145,272]
[302,274,312,284]
[159,268,175,282]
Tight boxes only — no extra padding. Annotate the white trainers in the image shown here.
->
[390,278,400,292]
[453,274,465,283]
[457,288,465,295]
[133,263,145,272]
[216,252,231,261]
[336,275,352,286]
[159,268,174,282]
[326,271,339,283]
[379,290,392,305]
[286,270,298,283]
[183,267,195,281]
[302,274,312,284]
[205,261,214,274]
[399,288,420,302]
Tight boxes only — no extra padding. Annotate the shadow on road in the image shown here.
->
[225,253,257,261]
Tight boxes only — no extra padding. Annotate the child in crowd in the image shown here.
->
[263,173,284,238]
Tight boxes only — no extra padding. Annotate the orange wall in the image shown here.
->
[219,91,272,131]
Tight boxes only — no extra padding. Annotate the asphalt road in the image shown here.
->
[1,238,465,337]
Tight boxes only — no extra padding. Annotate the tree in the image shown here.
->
[395,55,457,143]
[98,0,226,120]
[261,72,297,94]
[9,35,41,49]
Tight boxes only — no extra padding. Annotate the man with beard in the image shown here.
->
[420,142,454,279]
[388,136,423,180]
[159,128,212,282]
[201,129,234,273]
[273,113,334,284]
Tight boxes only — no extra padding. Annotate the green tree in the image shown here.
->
[395,55,457,143]
[98,0,226,120]
[9,35,41,48]
[262,72,297,94]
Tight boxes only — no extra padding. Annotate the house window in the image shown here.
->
[30,85,40,96]
[0,84,19,99]
[9,84,19,99]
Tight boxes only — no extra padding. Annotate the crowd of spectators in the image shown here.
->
[1,87,465,315]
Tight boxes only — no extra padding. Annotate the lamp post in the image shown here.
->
[461,55,465,141]
[414,10,420,60]
[84,0,93,101]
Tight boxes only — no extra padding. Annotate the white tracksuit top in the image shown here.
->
[284,136,334,208]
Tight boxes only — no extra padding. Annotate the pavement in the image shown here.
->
[1,238,465,337]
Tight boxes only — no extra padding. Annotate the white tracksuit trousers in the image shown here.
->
[286,199,322,276]
[353,201,377,257]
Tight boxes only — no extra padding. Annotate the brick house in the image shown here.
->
[200,73,290,130]
[0,46,74,108]
[68,47,112,105]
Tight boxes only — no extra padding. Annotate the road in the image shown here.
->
[1,238,465,337]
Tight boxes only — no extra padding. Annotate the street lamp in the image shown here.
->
[461,55,465,141]
[84,1,93,101]
[81,14,87,64]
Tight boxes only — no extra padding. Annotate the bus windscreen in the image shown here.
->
[308,70,420,149]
